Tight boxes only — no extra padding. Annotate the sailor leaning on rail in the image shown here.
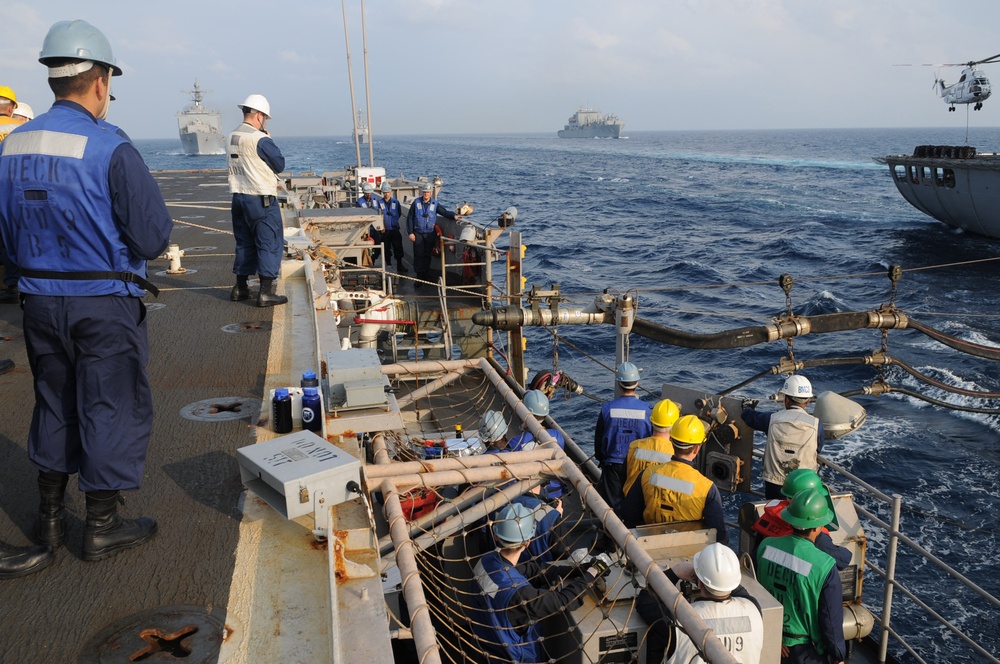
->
[227,93,287,307]
[741,375,824,499]
[471,502,612,663]
[406,181,463,288]
[636,542,765,664]
[757,488,846,664]
[0,20,174,575]
[594,362,653,510]
[616,415,730,546]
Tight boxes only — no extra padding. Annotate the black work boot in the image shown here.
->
[0,358,13,376]
[82,490,157,562]
[230,274,250,301]
[0,540,54,579]
[34,471,69,548]
[257,278,287,307]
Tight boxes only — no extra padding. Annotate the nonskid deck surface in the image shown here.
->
[0,170,275,662]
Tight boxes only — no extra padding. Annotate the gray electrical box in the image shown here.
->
[325,348,390,411]
[237,431,361,534]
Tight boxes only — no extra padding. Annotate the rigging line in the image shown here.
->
[841,386,1000,414]
[887,355,1000,398]
[171,218,234,235]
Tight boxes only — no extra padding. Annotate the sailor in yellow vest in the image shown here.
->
[757,488,845,664]
[617,415,729,545]
[637,542,764,663]
[0,86,21,305]
[622,398,680,496]
[0,86,18,140]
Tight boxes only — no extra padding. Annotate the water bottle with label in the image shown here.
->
[301,387,322,432]
[272,388,293,433]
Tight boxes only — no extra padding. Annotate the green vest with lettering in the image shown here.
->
[756,535,835,653]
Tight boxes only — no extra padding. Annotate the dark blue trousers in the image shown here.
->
[23,295,153,491]
[231,193,283,279]
[413,231,437,276]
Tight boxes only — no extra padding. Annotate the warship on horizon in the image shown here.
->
[176,80,225,156]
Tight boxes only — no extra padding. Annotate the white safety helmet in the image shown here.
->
[13,102,34,121]
[239,94,271,119]
[779,375,813,401]
[693,543,741,595]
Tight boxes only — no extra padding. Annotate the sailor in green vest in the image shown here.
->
[756,488,846,664]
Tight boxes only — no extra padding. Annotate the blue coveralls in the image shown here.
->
[406,197,457,277]
[231,137,285,279]
[594,395,652,509]
[0,101,173,491]
[506,429,568,499]
[472,551,544,662]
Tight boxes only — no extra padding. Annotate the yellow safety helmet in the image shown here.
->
[650,399,681,429]
[0,85,17,108]
[669,415,707,446]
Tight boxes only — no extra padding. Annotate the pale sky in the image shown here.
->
[3,0,1000,139]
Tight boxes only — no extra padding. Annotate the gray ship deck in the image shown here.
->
[0,170,298,661]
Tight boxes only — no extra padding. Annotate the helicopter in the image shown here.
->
[898,53,1000,111]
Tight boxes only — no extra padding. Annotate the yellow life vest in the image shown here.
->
[641,459,713,525]
[623,434,674,496]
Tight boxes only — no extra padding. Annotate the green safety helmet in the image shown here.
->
[781,469,839,531]
[493,503,535,545]
[523,389,549,417]
[781,488,835,530]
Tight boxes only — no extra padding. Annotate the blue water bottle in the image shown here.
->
[301,387,322,432]
[301,369,319,388]
[272,388,293,434]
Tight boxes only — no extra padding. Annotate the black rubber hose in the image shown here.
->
[631,312,878,350]
[840,387,1000,415]
[907,318,1000,361]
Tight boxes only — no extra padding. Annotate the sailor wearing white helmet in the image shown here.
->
[740,374,825,499]
[12,102,34,123]
[405,181,463,287]
[378,181,405,272]
[227,93,287,307]
[636,543,764,664]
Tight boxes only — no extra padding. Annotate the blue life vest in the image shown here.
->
[411,199,438,233]
[382,197,401,230]
[599,396,653,464]
[472,551,542,662]
[356,194,384,211]
[0,105,147,297]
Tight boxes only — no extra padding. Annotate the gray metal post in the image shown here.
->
[879,493,902,662]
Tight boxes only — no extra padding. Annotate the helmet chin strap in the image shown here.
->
[97,74,112,120]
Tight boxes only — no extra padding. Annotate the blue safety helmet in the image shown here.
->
[616,362,640,385]
[39,20,122,76]
[493,503,535,545]
[479,410,508,444]
[381,181,393,193]
[420,182,434,193]
[523,390,549,417]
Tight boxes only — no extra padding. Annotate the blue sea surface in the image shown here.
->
[138,129,1000,662]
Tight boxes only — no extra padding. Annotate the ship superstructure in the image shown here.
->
[558,108,624,138]
[176,80,225,156]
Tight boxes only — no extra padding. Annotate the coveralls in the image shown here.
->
[594,395,652,509]
[227,122,285,280]
[406,197,457,280]
[505,427,568,499]
[0,101,173,490]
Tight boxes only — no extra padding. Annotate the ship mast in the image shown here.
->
[361,0,375,165]
[341,0,364,168]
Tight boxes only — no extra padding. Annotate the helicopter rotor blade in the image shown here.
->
[972,53,1000,65]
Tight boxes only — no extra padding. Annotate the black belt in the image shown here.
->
[19,268,160,297]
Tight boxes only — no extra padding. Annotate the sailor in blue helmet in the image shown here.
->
[504,390,568,500]
[594,362,652,510]
[0,20,173,564]
[379,181,406,273]
[227,93,287,307]
[406,182,463,288]
[472,502,611,662]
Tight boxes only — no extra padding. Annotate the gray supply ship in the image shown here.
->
[355,108,369,145]
[878,144,1000,239]
[558,108,624,138]
[176,80,225,156]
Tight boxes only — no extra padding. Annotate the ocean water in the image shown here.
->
[138,130,1000,662]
